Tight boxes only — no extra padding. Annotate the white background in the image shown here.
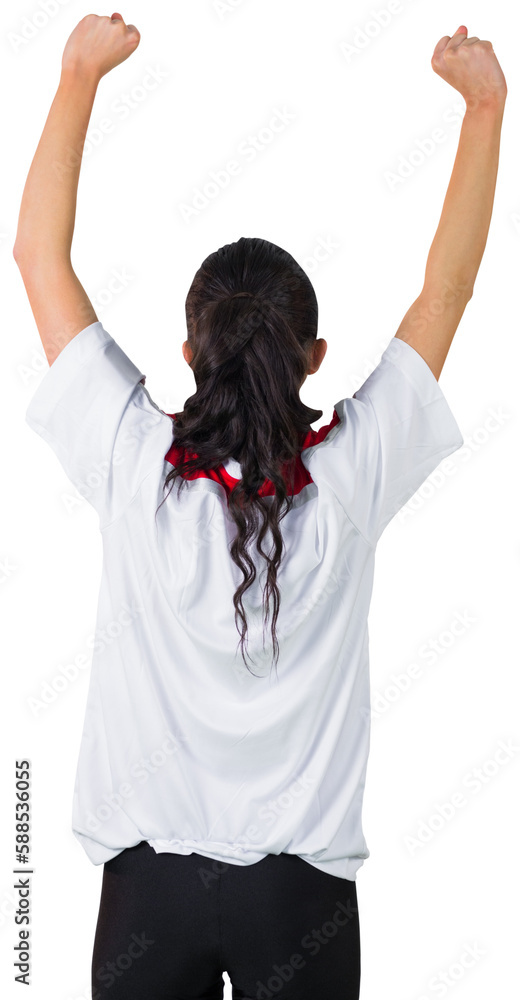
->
[1,0,519,997]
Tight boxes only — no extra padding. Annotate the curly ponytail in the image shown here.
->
[155,237,324,677]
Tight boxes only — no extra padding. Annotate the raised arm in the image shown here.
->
[13,13,140,366]
[394,25,507,381]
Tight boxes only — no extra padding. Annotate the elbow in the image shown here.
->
[13,242,29,268]
[13,243,71,270]
[13,241,39,268]
[452,274,475,300]
[460,276,474,300]
[424,272,474,304]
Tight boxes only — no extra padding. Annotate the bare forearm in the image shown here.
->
[13,68,99,263]
[423,98,506,294]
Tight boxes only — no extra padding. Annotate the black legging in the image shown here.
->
[91,840,361,999]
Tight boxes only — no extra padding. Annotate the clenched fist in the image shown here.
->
[432,25,507,109]
[61,12,141,82]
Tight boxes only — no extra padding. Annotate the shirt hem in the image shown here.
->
[146,839,363,881]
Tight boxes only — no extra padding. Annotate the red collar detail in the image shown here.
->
[163,407,341,498]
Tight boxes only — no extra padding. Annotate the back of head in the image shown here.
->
[156,236,324,676]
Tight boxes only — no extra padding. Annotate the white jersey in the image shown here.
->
[25,321,464,880]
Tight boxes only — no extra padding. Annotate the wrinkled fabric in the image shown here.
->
[25,321,464,880]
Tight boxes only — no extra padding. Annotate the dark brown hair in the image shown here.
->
[155,237,323,676]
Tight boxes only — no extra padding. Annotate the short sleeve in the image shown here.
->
[25,321,175,529]
[304,336,465,545]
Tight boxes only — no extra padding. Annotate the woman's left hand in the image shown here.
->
[61,12,140,82]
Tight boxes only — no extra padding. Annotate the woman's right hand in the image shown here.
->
[61,13,140,83]
[431,26,507,109]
